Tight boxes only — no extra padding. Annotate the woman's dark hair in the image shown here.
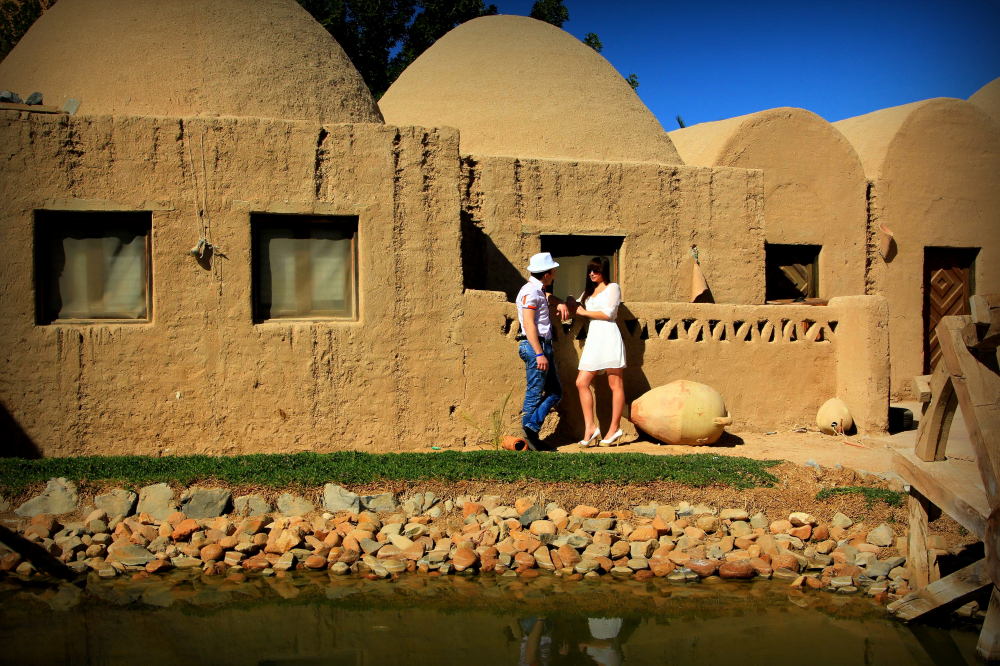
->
[581,256,611,306]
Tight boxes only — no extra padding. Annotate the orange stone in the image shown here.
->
[571,505,600,519]
[171,518,201,541]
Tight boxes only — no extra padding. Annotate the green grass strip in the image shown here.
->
[0,451,781,493]
[815,486,905,508]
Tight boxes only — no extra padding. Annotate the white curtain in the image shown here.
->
[259,227,353,319]
[56,232,147,320]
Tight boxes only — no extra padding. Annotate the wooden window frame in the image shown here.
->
[34,210,153,325]
[251,214,359,323]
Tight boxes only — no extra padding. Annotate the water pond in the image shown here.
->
[0,570,981,665]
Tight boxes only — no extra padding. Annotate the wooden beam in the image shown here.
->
[907,490,931,590]
[914,362,956,462]
[937,317,1000,509]
[888,558,992,621]
[965,294,1000,350]
[892,448,988,539]
[912,375,932,403]
[0,102,65,114]
[978,586,1000,661]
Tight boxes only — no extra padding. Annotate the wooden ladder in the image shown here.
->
[888,294,1000,659]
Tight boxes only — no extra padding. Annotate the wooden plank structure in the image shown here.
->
[889,294,1000,660]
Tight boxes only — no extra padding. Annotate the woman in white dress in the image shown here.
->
[570,256,626,447]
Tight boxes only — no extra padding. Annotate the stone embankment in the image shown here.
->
[0,479,919,601]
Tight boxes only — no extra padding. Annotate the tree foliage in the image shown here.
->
[0,0,44,62]
[529,0,569,28]
[582,31,602,52]
[626,73,639,91]
[298,0,496,99]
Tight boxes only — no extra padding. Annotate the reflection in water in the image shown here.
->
[0,572,982,666]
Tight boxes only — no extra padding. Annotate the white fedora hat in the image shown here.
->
[526,252,559,273]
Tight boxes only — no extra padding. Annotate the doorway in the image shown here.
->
[923,247,978,373]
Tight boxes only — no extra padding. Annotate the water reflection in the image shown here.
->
[0,572,982,666]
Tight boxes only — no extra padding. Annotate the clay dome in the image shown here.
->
[969,77,1000,125]
[379,15,681,164]
[669,108,868,297]
[0,0,383,124]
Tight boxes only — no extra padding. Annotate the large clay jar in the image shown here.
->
[630,381,732,445]
[816,398,853,435]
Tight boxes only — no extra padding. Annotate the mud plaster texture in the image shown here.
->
[835,98,1000,398]
[379,15,680,165]
[0,0,383,125]
[669,107,868,299]
[463,291,889,441]
[969,76,1000,125]
[0,111,468,456]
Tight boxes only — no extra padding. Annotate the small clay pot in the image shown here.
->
[502,436,528,451]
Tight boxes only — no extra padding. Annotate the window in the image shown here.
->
[765,243,821,301]
[540,235,624,302]
[35,211,151,323]
[253,215,358,321]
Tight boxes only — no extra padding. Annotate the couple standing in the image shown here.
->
[515,252,625,451]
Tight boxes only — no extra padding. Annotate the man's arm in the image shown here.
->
[547,293,571,320]
[522,315,548,372]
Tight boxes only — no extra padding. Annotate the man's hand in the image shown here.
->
[556,303,571,320]
[536,353,549,372]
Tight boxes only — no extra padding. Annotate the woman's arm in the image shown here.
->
[574,307,612,321]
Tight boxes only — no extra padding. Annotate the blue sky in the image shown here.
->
[493,0,1000,128]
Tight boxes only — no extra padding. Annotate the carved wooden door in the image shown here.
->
[923,248,977,372]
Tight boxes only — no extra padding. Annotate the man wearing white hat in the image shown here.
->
[516,252,571,450]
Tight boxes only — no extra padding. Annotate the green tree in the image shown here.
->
[529,0,568,28]
[298,0,496,99]
[626,73,639,91]
[0,0,44,62]
[676,115,686,128]
[582,32,602,52]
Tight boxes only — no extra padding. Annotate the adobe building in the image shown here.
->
[835,98,1000,398]
[969,76,1000,125]
[667,108,869,301]
[0,3,890,457]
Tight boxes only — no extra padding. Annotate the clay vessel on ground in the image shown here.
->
[817,398,853,435]
[502,436,528,451]
[629,380,732,445]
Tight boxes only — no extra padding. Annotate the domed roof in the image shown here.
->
[969,77,1000,125]
[379,15,680,164]
[0,0,383,124]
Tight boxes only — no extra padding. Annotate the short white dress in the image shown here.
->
[578,283,626,372]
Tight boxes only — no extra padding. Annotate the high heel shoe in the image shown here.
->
[599,428,623,447]
[578,428,601,448]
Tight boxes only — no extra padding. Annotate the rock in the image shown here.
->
[403,494,424,516]
[234,495,272,516]
[115,545,156,567]
[584,518,615,532]
[769,520,793,534]
[572,505,600,519]
[179,487,231,519]
[789,512,817,527]
[720,508,749,521]
[330,562,350,575]
[628,526,659,542]
[171,519,201,541]
[831,512,853,529]
[719,561,755,579]
[529,520,556,536]
[749,557,772,575]
[750,512,768,529]
[463,502,485,518]
[361,494,399,513]
[687,559,718,577]
[136,484,176,521]
[558,545,582,568]
[696,516,719,533]
[867,524,894,547]
[575,559,600,574]
[0,91,22,104]
[633,504,657,517]
[200,544,224,562]
[274,553,296,571]
[773,553,800,572]
[95,489,137,518]
[15,478,78,517]
[0,496,9,513]
[789,525,812,540]
[276,530,303,553]
[519,504,546,528]
[452,547,478,571]
[277,494,314,517]
[304,555,327,569]
[323,484,361,513]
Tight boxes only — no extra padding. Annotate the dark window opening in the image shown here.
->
[35,211,152,324]
[765,244,820,301]
[252,215,358,322]
[540,235,624,302]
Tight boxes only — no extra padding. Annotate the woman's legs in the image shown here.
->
[606,369,625,434]
[575,370,598,438]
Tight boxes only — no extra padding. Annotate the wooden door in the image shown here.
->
[924,248,977,373]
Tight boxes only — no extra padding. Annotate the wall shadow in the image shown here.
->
[461,213,524,302]
[0,400,42,459]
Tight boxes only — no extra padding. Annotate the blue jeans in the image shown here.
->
[519,339,562,433]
